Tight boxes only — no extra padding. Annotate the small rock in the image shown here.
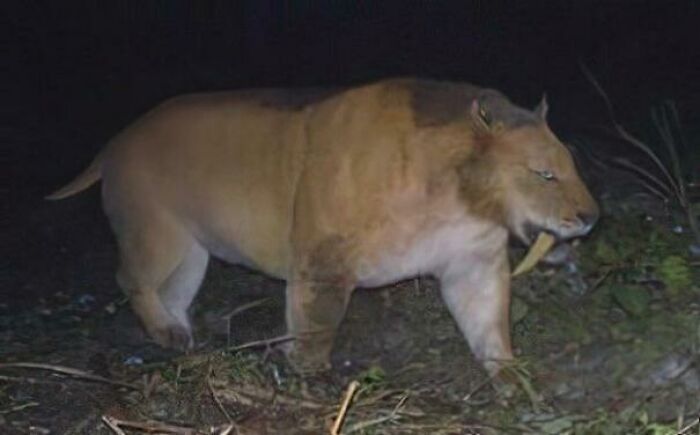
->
[510,296,529,325]
[124,355,144,366]
[76,294,96,311]
[680,367,700,391]
[104,302,117,314]
[650,353,693,386]
[690,243,700,257]
[539,416,574,434]
[611,285,650,317]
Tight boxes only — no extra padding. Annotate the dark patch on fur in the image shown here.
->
[307,235,353,283]
[246,88,345,111]
[302,235,354,329]
[304,283,349,328]
[456,151,506,224]
[409,79,540,129]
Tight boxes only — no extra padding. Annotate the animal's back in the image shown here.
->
[100,90,315,277]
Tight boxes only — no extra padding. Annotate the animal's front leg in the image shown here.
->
[439,251,513,376]
[285,277,352,373]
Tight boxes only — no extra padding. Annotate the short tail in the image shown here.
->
[45,153,103,200]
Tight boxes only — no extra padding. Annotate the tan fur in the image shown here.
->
[48,78,598,376]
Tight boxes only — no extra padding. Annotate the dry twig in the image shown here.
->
[222,298,270,346]
[331,380,360,435]
[0,401,39,414]
[102,415,205,434]
[0,362,138,390]
[227,334,294,352]
[101,415,127,435]
[216,382,326,410]
[207,366,235,424]
[345,392,409,434]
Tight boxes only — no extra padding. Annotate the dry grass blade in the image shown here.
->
[331,380,360,435]
[0,362,138,390]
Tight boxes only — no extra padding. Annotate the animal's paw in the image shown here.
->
[152,323,194,351]
[483,359,521,399]
[490,371,519,399]
[283,344,332,375]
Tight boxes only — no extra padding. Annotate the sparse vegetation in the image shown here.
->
[581,64,700,253]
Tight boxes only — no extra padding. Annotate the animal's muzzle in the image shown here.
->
[559,209,599,240]
[575,211,599,235]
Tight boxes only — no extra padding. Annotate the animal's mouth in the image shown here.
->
[513,218,594,276]
[512,231,557,276]
[522,222,559,246]
[512,223,571,277]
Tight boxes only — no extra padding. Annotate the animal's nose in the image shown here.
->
[576,211,599,232]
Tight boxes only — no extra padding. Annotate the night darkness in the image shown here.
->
[3,1,700,433]
[5,1,699,187]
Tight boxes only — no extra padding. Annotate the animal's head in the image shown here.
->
[459,92,599,245]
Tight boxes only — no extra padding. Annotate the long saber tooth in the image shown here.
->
[512,232,556,277]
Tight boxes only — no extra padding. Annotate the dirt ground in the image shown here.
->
[2,147,699,434]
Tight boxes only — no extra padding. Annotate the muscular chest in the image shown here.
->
[355,215,506,287]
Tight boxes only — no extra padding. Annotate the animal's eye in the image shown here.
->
[535,170,556,181]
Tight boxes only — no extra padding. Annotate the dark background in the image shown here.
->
[3,0,699,196]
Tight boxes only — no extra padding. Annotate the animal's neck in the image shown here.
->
[455,154,506,226]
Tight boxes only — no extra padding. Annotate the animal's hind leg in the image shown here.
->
[158,242,209,343]
[113,213,196,350]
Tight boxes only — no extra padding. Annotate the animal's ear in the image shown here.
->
[534,94,548,120]
[469,98,500,133]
